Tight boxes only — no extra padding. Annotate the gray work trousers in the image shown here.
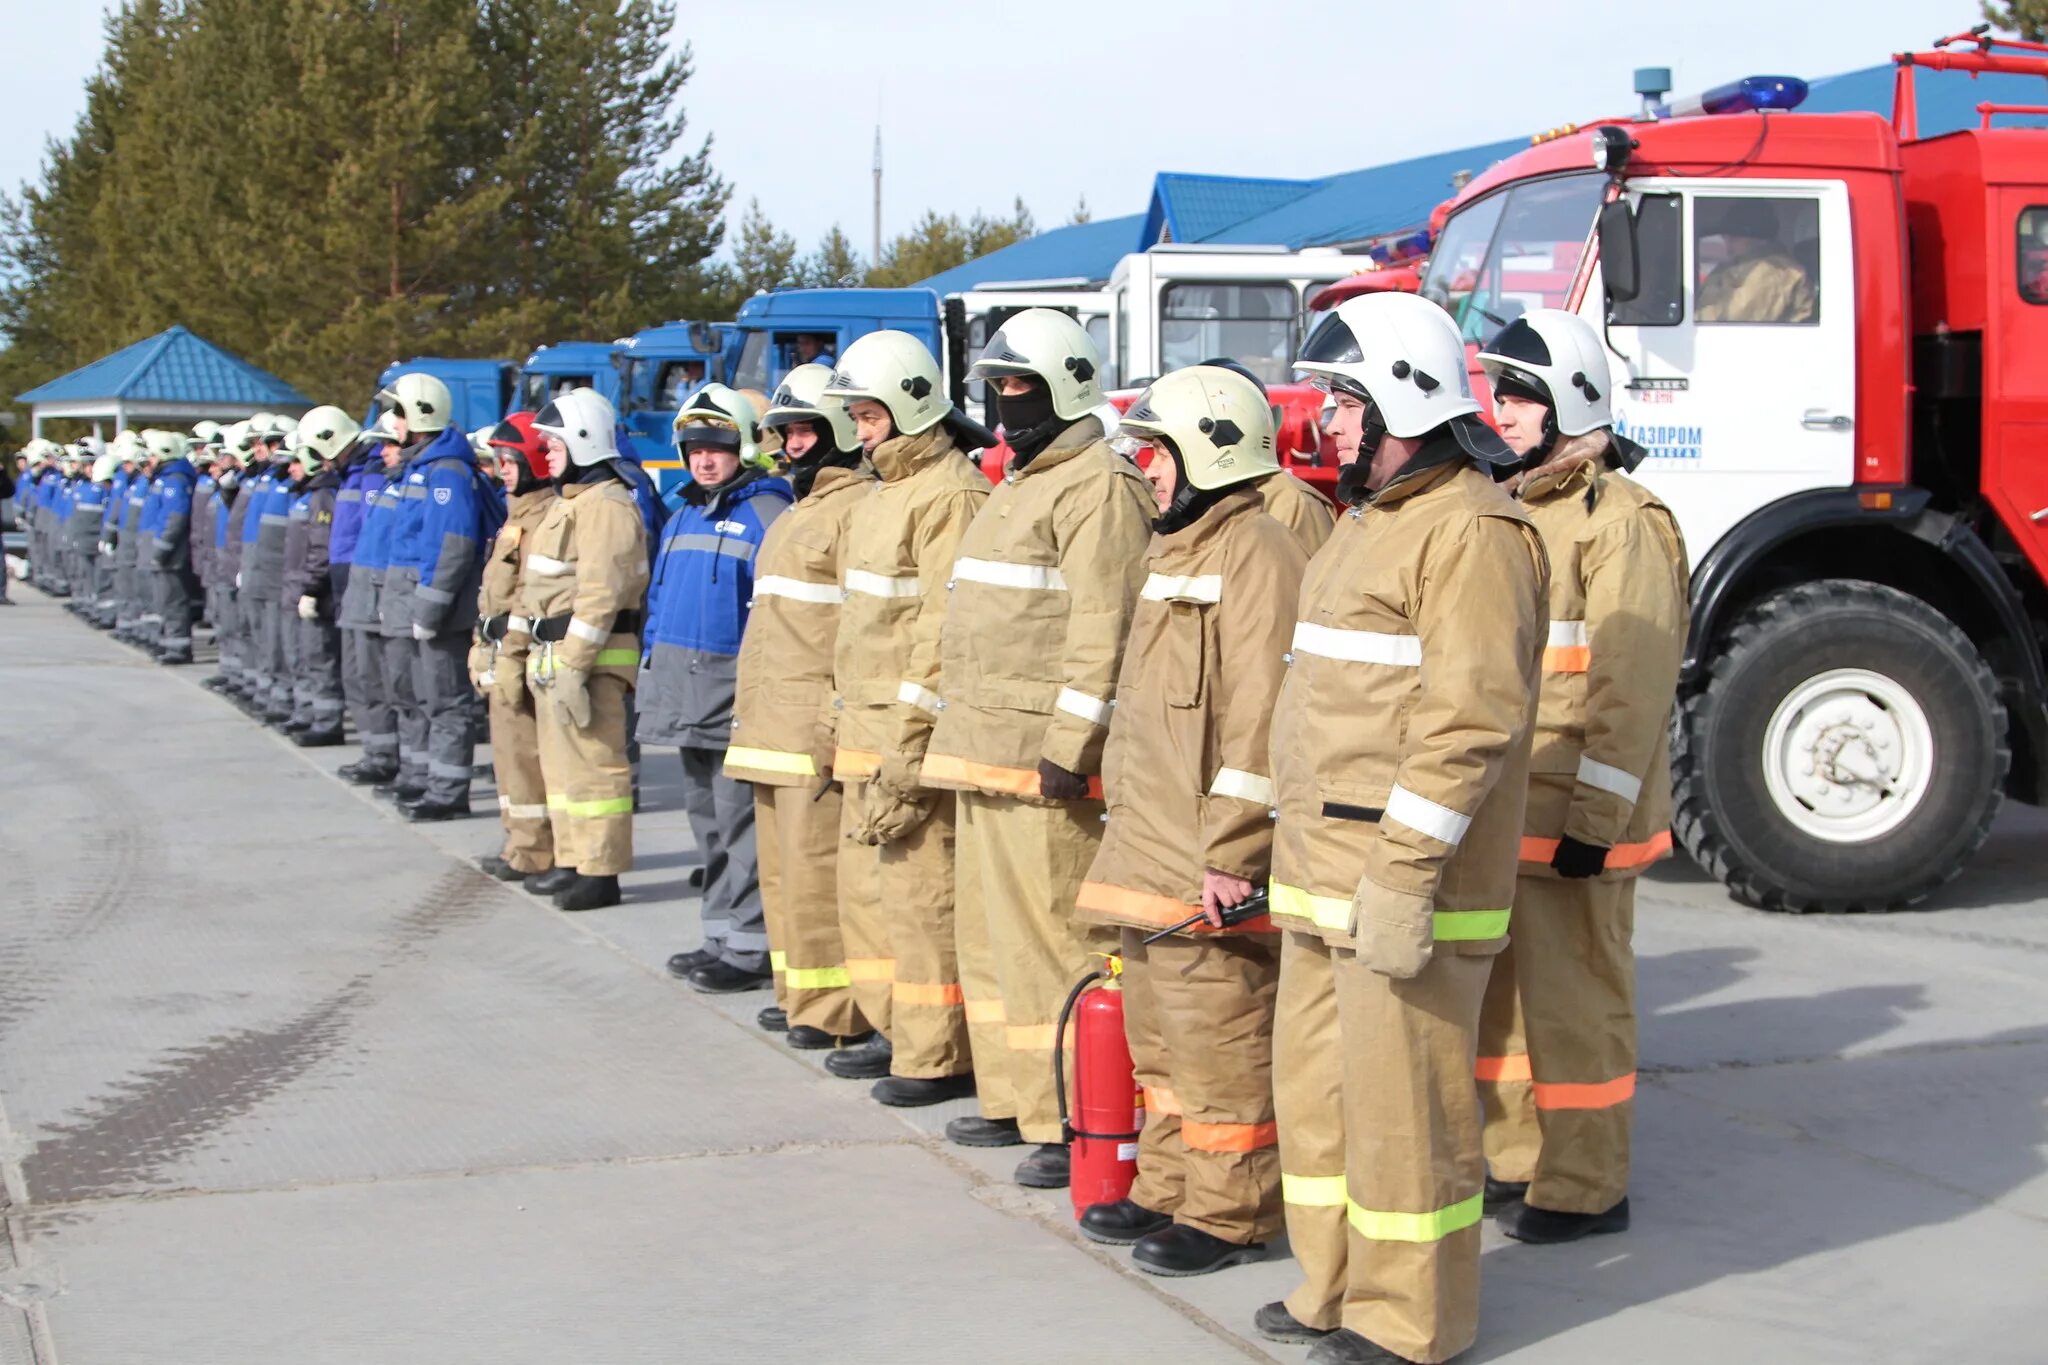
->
[93,554,117,623]
[157,566,198,658]
[413,633,475,806]
[296,616,345,739]
[267,598,296,720]
[381,632,427,788]
[342,627,396,761]
[678,745,767,973]
[244,593,277,701]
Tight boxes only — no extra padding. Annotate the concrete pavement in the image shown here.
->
[1,589,2044,1364]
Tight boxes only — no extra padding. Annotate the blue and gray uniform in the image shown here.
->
[148,456,201,660]
[339,457,401,770]
[282,463,345,737]
[114,472,151,634]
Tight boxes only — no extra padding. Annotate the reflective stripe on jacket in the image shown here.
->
[830,429,988,784]
[723,461,877,786]
[1510,432,1689,877]
[1077,488,1307,935]
[515,475,650,689]
[1268,454,1548,952]
[922,416,1154,797]
[472,487,556,681]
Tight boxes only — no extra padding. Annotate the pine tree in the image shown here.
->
[799,226,864,287]
[865,199,1035,287]
[1984,0,2048,39]
[730,199,800,297]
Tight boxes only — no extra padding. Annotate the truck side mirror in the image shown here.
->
[1599,199,1640,303]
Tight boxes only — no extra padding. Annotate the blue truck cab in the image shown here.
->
[516,340,624,415]
[370,357,514,433]
[727,288,951,400]
[617,320,734,495]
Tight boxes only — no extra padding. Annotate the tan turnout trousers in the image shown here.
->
[954,790,1110,1144]
[1122,928,1283,1244]
[1477,943,1539,1184]
[489,686,553,873]
[535,673,634,876]
[836,777,893,1038]
[1275,929,1490,1363]
[882,793,970,1077]
[757,783,864,1037]
[1479,875,1637,1212]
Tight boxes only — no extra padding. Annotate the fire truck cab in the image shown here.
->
[1419,38,2048,911]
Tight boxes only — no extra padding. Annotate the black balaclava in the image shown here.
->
[785,419,860,499]
[1150,437,1232,536]
[995,378,1063,468]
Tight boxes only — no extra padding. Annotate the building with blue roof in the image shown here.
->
[914,213,1146,295]
[16,325,310,439]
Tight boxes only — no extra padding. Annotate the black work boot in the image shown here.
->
[823,1035,893,1080]
[1078,1198,1172,1246]
[945,1115,1023,1148]
[666,948,714,979]
[402,796,471,822]
[1484,1174,1530,1213]
[687,960,773,994]
[756,1005,788,1032]
[1013,1143,1070,1189]
[1253,1302,1333,1346]
[788,1025,872,1051]
[293,730,344,748]
[870,1073,976,1107]
[553,874,621,912]
[338,760,397,786]
[1132,1224,1266,1277]
[1307,1329,1420,1364]
[525,867,577,896]
[476,856,527,882]
[1500,1196,1630,1245]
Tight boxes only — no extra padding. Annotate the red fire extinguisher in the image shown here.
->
[1054,955,1141,1221]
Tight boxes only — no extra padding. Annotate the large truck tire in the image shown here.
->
[1671,579,2007,912]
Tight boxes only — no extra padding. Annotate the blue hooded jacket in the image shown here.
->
[150,457,197,570]
[387,426,504,635]
[330,455,381,567]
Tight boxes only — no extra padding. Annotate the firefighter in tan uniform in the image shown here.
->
[471,412,558,883]
[923,309,1155,1187]
[509,388,651,913]
[1195,358,1335,556]
[1472,310,1688,1243]
[813,333,993,1104]
[1074,365,1307,1276]
[1261,293,1547,1365]
[722,365,876,1049]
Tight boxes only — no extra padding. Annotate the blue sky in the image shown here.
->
[0,1,1980,263]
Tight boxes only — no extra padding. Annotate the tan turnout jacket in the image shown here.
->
[1258,469,1336,557]
[470,487,555,684]
[509,478,650,688]
[1268,451,1548,973]
[1078,488,1307,935]
[922,417,1154,798]
[830,429,988,784]
[723,463,876,786]
[1511,432,1689,877]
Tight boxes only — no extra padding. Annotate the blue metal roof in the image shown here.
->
[1145,173,1322,244]
[16,325,310,407]
[1804,58,2048,129]
[915,214,1147,294]
[1185,140,1528,250]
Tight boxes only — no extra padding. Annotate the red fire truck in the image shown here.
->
[1420,31,2048,911]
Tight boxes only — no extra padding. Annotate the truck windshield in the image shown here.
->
[1421,172,1605,346]
[733,332,771,392]
[1160,282,1297,387]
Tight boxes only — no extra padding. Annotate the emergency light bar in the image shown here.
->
[1653,75,1809,119]
[1366,230,1431,267]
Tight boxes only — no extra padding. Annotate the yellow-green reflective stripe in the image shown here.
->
[1434,909,1509,940]
[724,746,817,777]
[594,648,639,666]
[1346,1192,1483,1243]
[770,950,788,972]
[785,964,852,990]
[1270,882,1351,932]
[1282,1173,1348,1207]
[547,794,633,818]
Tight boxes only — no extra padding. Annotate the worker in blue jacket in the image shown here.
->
[638,384,792,993]
[64,451,109,617]
[234,426,281,709]
[114,442,156,644]
[342,421,409,787]
[95,447,133,628]
[380,372,503,821]
[147,433,201,665]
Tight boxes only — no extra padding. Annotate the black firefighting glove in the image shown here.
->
[1551,835,1609,880]
[1036,757,1090,801]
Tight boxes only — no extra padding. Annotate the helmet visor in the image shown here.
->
[675,419,741,452]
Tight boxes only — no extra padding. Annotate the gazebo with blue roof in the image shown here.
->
[15,325,310,440]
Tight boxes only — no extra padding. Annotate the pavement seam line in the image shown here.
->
[1642,1028,2048,1077]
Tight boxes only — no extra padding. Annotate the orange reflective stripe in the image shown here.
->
[1076,881,1277,934]
[894,980,966,1007]
[1519,829,1673,869]
[1142,1085,1182,1116]
[1474,1053,1533,1083]
[846,957,896,982]
[1543,646,1590,672]
[1182,1118,1280,1153]
[964,998,1006,1024]
[834,748,882,780]
[920,752,1103,800]
[1534,1073,1637,1110]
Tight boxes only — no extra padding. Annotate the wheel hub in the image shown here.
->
[1761,668,1934,843]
